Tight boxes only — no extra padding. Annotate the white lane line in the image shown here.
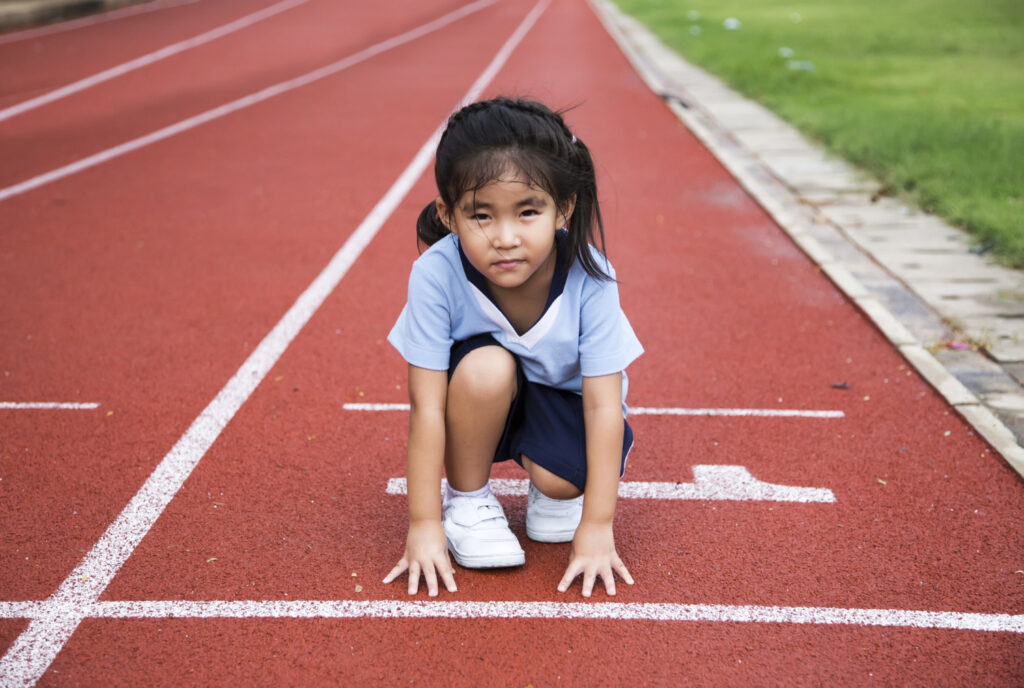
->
[0,603,43,618]
[0,600,1020,634]
[0,0,497,203]
[343,402,845,418]
[386,466,836,503]
[345,402,411,411]
[0,0,203,46]
[0,402,99,410]
[0,1,551,685]
[631,407,844,418]
[0,0,311,123]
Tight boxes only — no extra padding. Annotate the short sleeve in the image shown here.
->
[578,271,644,377]
[387,258,453,370]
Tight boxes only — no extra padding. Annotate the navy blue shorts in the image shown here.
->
[449,334,633,493]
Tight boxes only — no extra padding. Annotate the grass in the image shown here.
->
[612,0,1024,268]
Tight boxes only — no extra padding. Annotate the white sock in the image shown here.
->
[446,481,492,501]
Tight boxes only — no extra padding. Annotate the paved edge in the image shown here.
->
[588,0,1024,479]
[0,0,148,31]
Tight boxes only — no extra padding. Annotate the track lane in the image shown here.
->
[0,0,285,107]
[0,0,314,124]
[0,0,204,46]
[39,619,1024,686]
[0,0,474,188]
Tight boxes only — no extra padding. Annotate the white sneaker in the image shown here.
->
[526,483,583,543]
[442,492,525,568]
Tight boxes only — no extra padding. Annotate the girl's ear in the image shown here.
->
[435,197,456,234]
[559,195,577,228]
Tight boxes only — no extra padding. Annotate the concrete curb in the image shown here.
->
[589,0,1024,478]
[0,0,146,31]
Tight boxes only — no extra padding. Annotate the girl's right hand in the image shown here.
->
[382,520,457,596]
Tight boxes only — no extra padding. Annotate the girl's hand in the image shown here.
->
[557,520,634,597]
[382,520,457,596]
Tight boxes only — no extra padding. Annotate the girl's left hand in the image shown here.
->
[557,520,634,597]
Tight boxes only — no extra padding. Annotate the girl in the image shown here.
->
[383,97,643,598]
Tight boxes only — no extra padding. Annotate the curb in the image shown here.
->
[0,0,146,31]
[589,0,1024,478]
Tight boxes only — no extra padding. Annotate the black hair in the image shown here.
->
[416,97,612,281]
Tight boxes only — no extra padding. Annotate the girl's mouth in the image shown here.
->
[493,259,524,270]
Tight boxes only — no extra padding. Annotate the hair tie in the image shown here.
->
[571,135,577,144]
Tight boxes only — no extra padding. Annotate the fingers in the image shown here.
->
[581,565,596,597]
[407,561,421,595]
[560,556,635,596]
[557,560,583,593]
[437,555,458,593]
[384,556,458,596]
[382,559,408,585]
[598,562,617,596]
[612,555,634,586]
[423,565,439,597]
[559,558,602,597]
[424,556,457,596]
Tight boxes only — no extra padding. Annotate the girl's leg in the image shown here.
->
[445,345,517,491]
[521,456,582,499]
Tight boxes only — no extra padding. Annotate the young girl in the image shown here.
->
[382,97,643,598]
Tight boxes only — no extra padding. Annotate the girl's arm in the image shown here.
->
[382,364,456,596]
[557,372,635,596]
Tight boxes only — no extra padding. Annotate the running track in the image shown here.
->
[1,0,1022,684]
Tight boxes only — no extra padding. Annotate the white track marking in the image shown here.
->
[0,0,311,123]
[0,0,500,203]
[0,402,99,410]
[0,1,551,685]
[0,600,1020,634]
[343,402,844,418]
[345,402,412,411]
[631,407,844,418]
[0,0,203,46]
[0,604,42,618]
[386,466,836,503]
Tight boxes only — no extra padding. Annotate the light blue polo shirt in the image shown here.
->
[388,232,643,411]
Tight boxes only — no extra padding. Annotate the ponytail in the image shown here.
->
[416,201,449,249]
[560,134,610,281]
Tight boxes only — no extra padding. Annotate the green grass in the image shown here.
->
[613,0,1024,267]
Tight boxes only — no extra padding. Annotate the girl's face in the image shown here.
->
[438,174,573,294]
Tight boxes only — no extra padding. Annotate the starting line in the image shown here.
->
[386,466,837,503]
[343,403,845,418]
[0,600,1019,634]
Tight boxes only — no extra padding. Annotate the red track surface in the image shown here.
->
[1,0,1022,684]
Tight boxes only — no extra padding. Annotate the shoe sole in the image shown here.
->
[446,538,525,568]
[525,525,576,543]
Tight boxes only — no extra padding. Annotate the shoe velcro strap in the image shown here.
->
[449,499,506,527]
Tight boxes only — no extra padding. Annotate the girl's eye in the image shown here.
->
[470,213,490,222]
[521,209,539,217]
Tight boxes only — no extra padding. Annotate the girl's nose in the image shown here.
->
[491,223,521,249]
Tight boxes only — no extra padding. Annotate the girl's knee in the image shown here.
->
[449,346,517,400]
